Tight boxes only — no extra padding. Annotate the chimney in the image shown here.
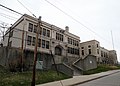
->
[65,26,69,32]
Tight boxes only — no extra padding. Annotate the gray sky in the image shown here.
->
[0,0,120,62]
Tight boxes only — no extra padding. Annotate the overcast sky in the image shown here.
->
[0,0,120,62]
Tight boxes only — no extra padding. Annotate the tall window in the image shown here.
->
[68,38,70,44]
[97,49,99,54]
[82,50,84,56]
[47,30,50,37]
[43,28,46,36]
[97,44,99,47]
[46,41,49,49]
[68,37,79,46]
[104,52,106,57]
[88,49,91,54]
[106,53,108,58]
[75,49,79,55]
[76,41,79,46]
[101,51,103,57]
[33,25,37,33]
[56,33,63,41]
[28,23,33,32]
[61,35,63,41]
[55,47,62,56]
[32,37,36,46]
[68,47,79,55]
[27,35,32,45]
[70,38,72,44]
[68,37,71,44]
[42,40,45,48]
[73,40,75,45]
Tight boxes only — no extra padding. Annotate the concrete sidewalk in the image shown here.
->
[36,70,120,86]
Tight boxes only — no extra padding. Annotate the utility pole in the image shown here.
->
[31,16,41,86]
[20,24,25,72]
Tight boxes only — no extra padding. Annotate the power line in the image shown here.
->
[0,12,18,20]
[0,7,20,16]
[17,0,36,17]
[44,0,96,33]
[0,4,23,15]
[44,0,115,45]
[43,0,120,57]
[0,13,17,21]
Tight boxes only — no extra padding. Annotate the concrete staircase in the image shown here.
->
[50,50,83,76]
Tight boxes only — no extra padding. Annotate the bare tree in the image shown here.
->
[0,22,8,41]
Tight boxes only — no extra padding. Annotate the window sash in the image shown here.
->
[42,40,45,48]
[28,23,33,32]
[47,30,50,37]
[32,37,36,46]
[88,49,91,54]
[27,36,32,45]
[43,28,46,36]
[33,25,37,33]
[82,50,84,56]
[46,41,49,49]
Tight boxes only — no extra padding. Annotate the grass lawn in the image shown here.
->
[83,64,120,75]
[0,65,71,86]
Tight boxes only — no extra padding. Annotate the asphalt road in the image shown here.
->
[76,71,120,86]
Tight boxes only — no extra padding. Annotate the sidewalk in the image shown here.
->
[36,70,120,86]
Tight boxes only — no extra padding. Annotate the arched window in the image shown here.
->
[55,46,62,56]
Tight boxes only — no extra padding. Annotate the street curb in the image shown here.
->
[70,70,120,86]
[36,70,120,86]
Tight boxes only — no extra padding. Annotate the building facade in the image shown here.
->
[1,14,80,69]
[0,14,118,74]
[80,40,100,61]
[80,40,118,64]
[100,47,110,64]
[109,50,118,65]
